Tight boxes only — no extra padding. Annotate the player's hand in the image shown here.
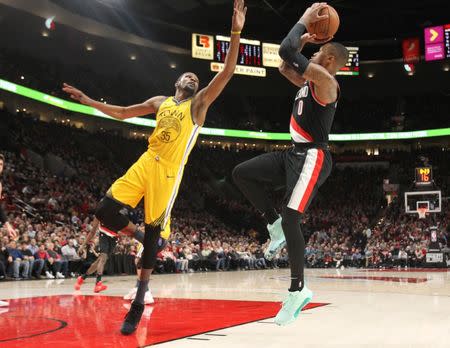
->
[62,83,92,105]
[231,0,247,32]
[300,2,329,28]
[300,33,333,47]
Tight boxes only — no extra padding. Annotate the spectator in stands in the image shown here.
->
[8,240,30,279]
[61,239,82,277]
[47,242,67,278]
[0,241,10,279]
[20,241,35,278]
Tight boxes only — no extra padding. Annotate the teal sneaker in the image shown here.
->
[264,217,286,261]
[274,287,313,326]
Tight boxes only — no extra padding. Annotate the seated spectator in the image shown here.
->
[61,239,83,277]
[7,241,29,280]
[0,241,11,279]
[20,241,36,279]
[47,242,67,278]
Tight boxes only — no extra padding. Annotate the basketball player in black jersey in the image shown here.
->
[233,3,348,326]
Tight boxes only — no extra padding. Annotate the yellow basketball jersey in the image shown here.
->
[147,97,201,166]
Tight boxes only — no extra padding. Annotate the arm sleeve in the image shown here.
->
[278,23,310,75]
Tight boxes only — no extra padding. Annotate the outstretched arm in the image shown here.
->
[192,0,247,126]
[62,83,166,120]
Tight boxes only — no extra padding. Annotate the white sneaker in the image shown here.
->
[46,271,55,279]
[0,300,9,307]
[144,290,154,305]
[70,272,76,278]
[123,287,137,301]
[56,272,65,279]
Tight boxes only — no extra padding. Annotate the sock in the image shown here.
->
[289,277,304,292]
[96,274,102,283]
[135,279,148,291]
[81,274,87,280]
[134,280,149,305]
[263,209,279,225]
[282,207,305,293]
[134,229,145,243]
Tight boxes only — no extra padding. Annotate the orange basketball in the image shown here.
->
[308,5,340,40]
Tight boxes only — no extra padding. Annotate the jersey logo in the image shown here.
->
[156,116,181,143]
[295,85,309,100]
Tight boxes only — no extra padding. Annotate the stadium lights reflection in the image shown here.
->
[444,65,450,72]
[86,44,94,51]
[170,63,177,69]
[130,54,137,61]
[20,76,24,80]
[42,31,49,37]
[367,73,374,78]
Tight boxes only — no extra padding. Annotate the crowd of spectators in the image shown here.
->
[1,106,449,282]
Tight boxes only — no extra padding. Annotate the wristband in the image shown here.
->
[231,30,241,35]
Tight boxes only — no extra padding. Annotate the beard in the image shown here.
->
[181,83,196,96]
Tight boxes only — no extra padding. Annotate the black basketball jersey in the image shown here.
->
[290,80,339,144]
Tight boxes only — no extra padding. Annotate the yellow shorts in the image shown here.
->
[110,150,180,240]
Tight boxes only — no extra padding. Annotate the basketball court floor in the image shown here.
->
[1,268,449,347]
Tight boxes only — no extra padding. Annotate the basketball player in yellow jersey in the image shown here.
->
[62,0,247,335]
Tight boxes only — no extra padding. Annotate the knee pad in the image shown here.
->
[136,236,166,269]
[95,196,129,231]
[157,237,168,252]
[141,225,162,269]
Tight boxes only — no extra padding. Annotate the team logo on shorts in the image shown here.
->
[156,116,181,143]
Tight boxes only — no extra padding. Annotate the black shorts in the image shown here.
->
[99,232,118,255]
[244,147,332,213]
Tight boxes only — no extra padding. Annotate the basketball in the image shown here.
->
[309,5,340,40]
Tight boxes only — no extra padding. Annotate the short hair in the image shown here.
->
[0,154,4,162]
[324,42,349,69]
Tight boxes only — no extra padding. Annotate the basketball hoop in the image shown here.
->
[417,207,428,219]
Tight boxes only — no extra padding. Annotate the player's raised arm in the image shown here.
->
[193,0,247,125]
[279,33,328,87]
[278,3,334,85]
[62,83,166,120]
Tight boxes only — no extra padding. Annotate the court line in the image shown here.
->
[0,316,67,343]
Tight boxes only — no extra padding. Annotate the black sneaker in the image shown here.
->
[120,301,144,335]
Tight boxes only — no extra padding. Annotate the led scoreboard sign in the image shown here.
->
[337,47,359,76]
[211,35,266,77]
[192,33,359,77]
[424,24,450,61]
[415,167,433,186]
